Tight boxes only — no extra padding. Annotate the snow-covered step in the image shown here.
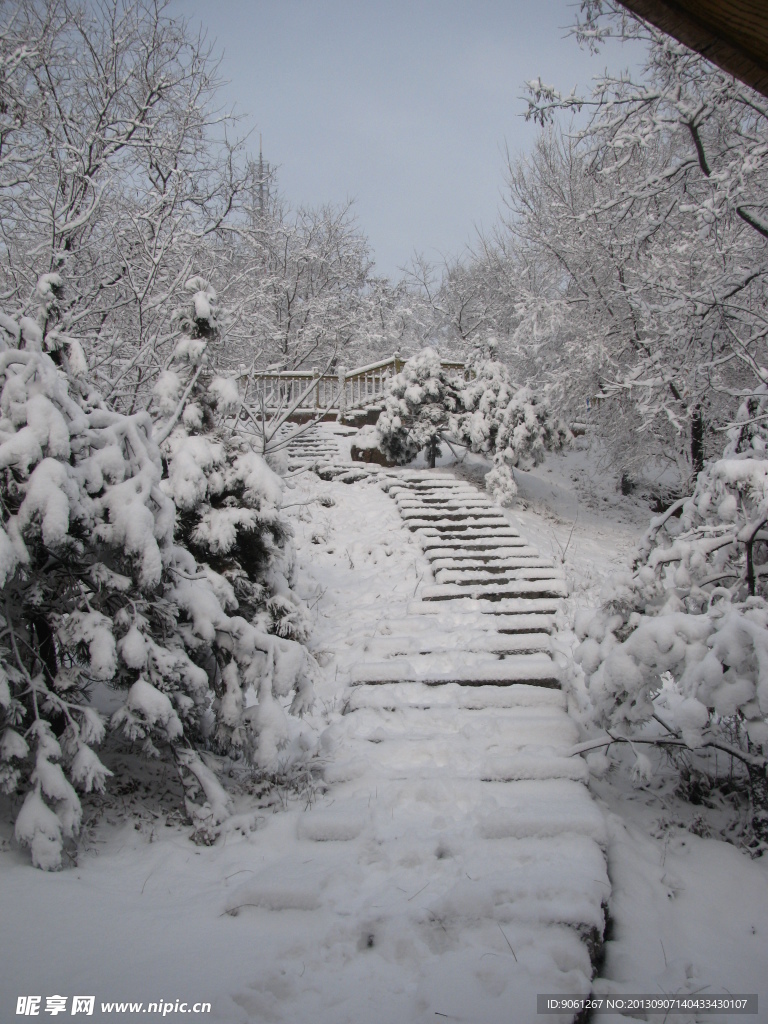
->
[425,547,540,560]
[286,440,337,448]
[370,611,555,636]
[421,539,537,552]
[328,774,608,847]
[400,511,506,523]
[397,497,499,509]
[345,680,567,712]
[404,514,510,528]
[407,597,562,617]
[351,653,560,687]
[393,490,495,500]
[339,703,577,746]
[389,471,457,480]
[422,579,568,601]
[388,480,486,491]
[415,526,523,539]
[394,496,497,509]
[430,561,557,577]
[422,539,529,551]
[475,780,608,845]
[351,632,551,657]
[331,743,587,784]
[315,462,380,483]
[404,513,511,528]
[434,569,562,587]
[424,835,608,930]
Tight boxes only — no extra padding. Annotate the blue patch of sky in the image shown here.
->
[183,0,645,278]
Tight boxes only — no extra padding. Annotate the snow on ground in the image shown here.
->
[1,426,767,1023]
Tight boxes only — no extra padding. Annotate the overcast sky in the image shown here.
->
[184,1,643,279]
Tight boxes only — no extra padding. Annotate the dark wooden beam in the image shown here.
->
[618,0,768,98]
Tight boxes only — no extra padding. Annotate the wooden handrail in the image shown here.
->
[247,353,470,414]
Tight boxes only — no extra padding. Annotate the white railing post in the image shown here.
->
[337,365,347,421]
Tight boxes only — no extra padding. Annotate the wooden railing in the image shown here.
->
[247,353,470,417]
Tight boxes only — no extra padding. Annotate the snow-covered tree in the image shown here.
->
[0,279,315,870]
[376,348,460,468]
[451,5,768,492]
[0,0,249,411]
[221,195,379,373]
[376,346,567,494]
[453,348,570,504]
[156,277,310,641]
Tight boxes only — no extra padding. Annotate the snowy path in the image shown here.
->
[270,426,611,1022]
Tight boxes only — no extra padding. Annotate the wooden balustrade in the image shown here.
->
[247,353,471,416]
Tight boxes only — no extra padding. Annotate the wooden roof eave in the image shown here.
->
[618,0,768,99]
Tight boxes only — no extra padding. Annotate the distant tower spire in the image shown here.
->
[257,134,268,216]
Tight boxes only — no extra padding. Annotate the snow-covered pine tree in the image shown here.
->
[573,392,768,846]
[156,277,311,642]
[0,276,316,869]
[452,346,569,504]
[376,348,459,467]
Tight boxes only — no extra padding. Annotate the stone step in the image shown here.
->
[316,463,379,483]
[370,611,555,636]
[400,510,506,524]
[355,632,552,658]
[351,653,560,687]
[389,471,457,480]
[344,680,566,712]
[406,597,562,617]
[422,538,527,550]
[405,515,512,529]
[428,556,554,570]
[388,479,482,489]
[340,703,577,747]
[394,496,496,508]
[422,579,568,601]
[414,527,523,540]
[434,568,563,585]
[424,546,536,559]
[318,774,608,847]
[397,499,499,512]
[330,744,588,784]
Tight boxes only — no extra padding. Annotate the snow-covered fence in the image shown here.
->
[248,353,470,417]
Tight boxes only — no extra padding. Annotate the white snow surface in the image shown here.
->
[1,425,767,1022]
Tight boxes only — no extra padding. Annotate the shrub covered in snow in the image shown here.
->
[376,348,459,467]
[453,353,569,504]
[573,394,768,846]
[0,281,316,869]
[377,346,568,501]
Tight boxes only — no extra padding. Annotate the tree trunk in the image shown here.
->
[32,613,57,685]
[691,405,705,477]
[747,763,768,846]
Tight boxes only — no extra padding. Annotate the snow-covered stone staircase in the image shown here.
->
[283,445,611,1021]
[283,423,379,483]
